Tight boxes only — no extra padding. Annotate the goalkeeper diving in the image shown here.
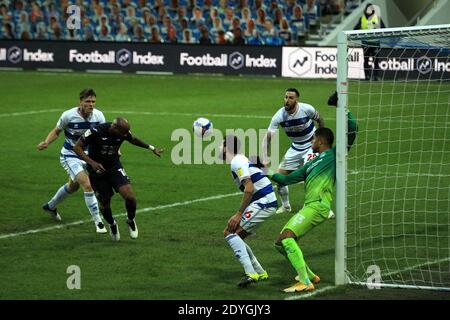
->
[269,91,358,293]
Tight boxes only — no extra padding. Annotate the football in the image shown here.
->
[193,117,213,138]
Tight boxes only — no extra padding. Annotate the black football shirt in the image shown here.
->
[81,123,132,170]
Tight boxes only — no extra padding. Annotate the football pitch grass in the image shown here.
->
[0,71,448,300]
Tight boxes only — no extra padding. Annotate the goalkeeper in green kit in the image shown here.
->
[269,91,358,293]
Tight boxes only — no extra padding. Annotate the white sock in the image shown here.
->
[244,243,265,274]
[47,183,71,209]
[225,234,256,275]
[84,192,102,225]
[278,185,290,208]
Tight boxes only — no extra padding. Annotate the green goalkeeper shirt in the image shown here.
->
[271,112,358,209]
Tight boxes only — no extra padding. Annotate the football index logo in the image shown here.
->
[288,48,312,76]
[7,46,22,64]
[116,48,132,67]
[229,51,244,70]
[417,56,432,74]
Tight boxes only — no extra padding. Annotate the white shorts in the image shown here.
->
[278,145,317,171]
[240,202,277,234]
[60,155,87,181]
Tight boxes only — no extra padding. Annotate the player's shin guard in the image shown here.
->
[277,185,290,208]
[84,192,102,224]
[47,183,72,209]
[281,238,310,285]
[125,198,136,221]
[225,234,256,275]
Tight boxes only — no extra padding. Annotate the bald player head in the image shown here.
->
[110,117,131,138]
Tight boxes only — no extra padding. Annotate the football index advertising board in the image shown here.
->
[282,46,365,79]
[0,40,171,72]
[175,45,281,76]
[0,40,282,76]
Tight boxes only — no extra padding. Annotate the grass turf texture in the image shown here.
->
[0,71,448,300]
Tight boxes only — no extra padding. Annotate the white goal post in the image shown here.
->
[336,24,450,291]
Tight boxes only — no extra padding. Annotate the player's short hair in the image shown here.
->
[315,127,334,146]
[224,135,241,155]
[79,88,96,100]
[286,87,300,97]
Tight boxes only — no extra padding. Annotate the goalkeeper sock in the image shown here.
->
[276,242,316,280]
[278,185,290,208]
[47,183,72,209]
[84,192,102,225]
[305,263,316,279]
[281,238,310,285]
[244,243,265,274]
[225,234,256,275]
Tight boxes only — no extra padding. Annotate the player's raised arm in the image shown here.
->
[127,134,163,157]
[327,91,358,150]
[270,164,308,186]
[37,127,62,150]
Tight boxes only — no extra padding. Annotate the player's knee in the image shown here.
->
[79,180,93,191]
[67,183,79,193]
[278,229,295,243]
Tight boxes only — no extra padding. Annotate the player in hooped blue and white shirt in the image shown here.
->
[221,135,277,288]
[37,89,107,233]
[263,88,325,214]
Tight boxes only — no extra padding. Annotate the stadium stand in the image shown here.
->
[0,0,361,45]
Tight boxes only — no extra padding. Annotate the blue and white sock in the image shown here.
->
[47,183,72,209]
[225,233,256,275]
[278,185,290,208]
[84,192,102,225]
[244,243,265,274]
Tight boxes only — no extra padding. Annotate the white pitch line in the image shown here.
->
[0,109,272,120]
[0,109,447,125]
[108,110,272,119]
[0,109,62,117]
[284,285,337,300]
[0,192,241,240]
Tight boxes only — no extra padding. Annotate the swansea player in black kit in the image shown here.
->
[74,117,163,241]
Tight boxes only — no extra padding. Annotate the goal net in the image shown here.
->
[336,24,450,291]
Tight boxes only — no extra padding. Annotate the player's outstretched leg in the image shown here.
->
[42,182,76,221]
[276,185,292,214]
[118,184,138,239]
[224,232,259,287]
[84,191,107,233]
[76,172,106,233]
[281,238,315,293]
[244,243,268,281]
[274,243,319,284]
[98,198,119,241]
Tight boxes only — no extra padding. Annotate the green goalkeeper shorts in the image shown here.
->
[282,201,330,238]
